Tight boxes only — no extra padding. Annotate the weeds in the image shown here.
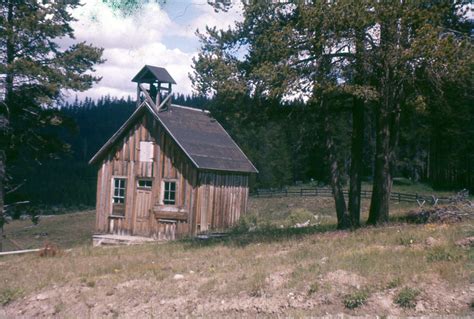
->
[248,271,266,297]
[398,236,416,246]
[53,302,65,314]
[307,282,319,295]
[38,242,61,257]
[286,209,315,227]
[394,287,420,308]
[427,247,462,262]
[0,288,22,306]
[386,277,401,289]
[80,277,96,288]
[343,290,369,309]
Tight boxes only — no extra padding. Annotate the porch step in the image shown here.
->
[93,234,157,247]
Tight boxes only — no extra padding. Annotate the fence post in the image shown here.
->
[315,187,318,196]
[398,193,401,203]
[300,188,303,197]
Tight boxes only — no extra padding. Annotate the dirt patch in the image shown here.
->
[455,236,474,248]
[3,263,472,318]
[5,275,471,318]
[265,270,290,289]
[324,270,367,289]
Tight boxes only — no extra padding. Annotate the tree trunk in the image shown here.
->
[348,26,365,228]
[367,102,391,225]
[1,2,13,252]
[5,1,14,100]
[0,151,5,252]
[323,99,350,230]
[348,97,364,227]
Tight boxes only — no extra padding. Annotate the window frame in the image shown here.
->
[112,177,127,204]
[137,179,153,190]
[111,177,127,217]
[162,180,177,205]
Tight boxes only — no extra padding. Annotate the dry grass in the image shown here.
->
[1,210,94,251]
[0,197,472,317]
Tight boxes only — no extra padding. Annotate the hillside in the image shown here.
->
[1,196,472,317]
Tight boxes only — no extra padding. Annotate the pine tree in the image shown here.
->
[0,0,103,250]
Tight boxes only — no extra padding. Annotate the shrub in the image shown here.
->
[394,287,419,308]
[231,214,258,234]
[286,208,314,226]
[343,290,369,309]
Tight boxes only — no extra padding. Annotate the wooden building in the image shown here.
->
[89,65,257,240]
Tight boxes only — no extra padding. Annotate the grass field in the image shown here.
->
[1,210,95,252]
[0,193,472,317]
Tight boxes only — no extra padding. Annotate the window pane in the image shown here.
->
[138,180,152,188]
[163,181,176,205]
[113,178,126,205]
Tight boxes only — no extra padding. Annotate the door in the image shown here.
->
[133,180,153,236]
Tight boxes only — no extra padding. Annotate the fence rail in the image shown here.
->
[251,187,464,205]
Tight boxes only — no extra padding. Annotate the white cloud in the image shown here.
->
[66,0,242,101]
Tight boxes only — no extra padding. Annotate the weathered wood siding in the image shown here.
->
[95,111,250,240]
[194,172,249,233]
[95,111,197,239]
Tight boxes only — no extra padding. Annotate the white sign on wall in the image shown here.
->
[139,141,154,162]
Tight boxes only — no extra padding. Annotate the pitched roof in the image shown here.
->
[131,65,177,84]
[89,102,258,174]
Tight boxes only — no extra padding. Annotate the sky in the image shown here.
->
[65,0,242,101]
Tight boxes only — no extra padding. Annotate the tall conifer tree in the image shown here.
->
[0,0,103,250]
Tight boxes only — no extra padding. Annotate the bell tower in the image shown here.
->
[131,65,176,112]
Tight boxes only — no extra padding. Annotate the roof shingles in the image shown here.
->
[89,102,257,174]
[157,105,257,173]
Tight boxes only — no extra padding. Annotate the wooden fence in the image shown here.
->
[251,187,462,205]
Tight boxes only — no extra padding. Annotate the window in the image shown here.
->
[113,178,126,204]
[163,181,176,205]
[137,179,152,189]
[139,141,154,162]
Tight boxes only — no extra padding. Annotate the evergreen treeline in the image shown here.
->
[7,90,473,208]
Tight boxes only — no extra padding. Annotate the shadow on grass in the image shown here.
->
[180,223,338,249]
[180,207,458,250]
